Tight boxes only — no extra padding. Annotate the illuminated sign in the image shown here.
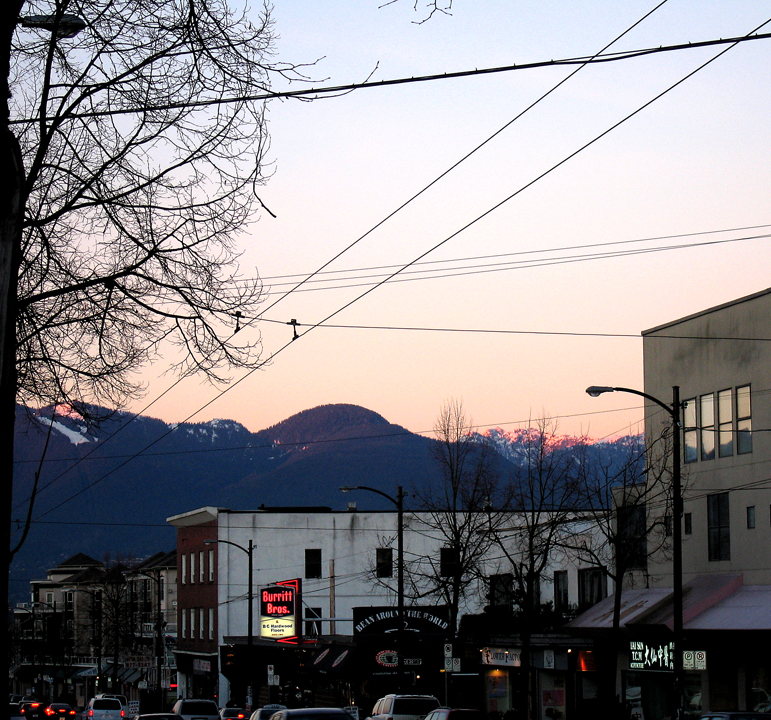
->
[260,578,301,641]
[629,640,674,671]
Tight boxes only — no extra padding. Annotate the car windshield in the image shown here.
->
[181,704,218,715]
[392,701,439,716]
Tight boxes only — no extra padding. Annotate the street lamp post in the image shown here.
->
[205,539,254,703]
[340,485,405,692]
[586,385,683,719]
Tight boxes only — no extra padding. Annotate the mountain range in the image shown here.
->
[10,402,639,603]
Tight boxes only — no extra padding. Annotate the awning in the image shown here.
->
[568,574,771,632]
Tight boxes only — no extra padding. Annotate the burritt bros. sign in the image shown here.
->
[260,578,301,641]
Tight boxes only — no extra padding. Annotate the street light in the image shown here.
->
[204,539,254,704]
[586,385,684,719]
[340,485,406,692]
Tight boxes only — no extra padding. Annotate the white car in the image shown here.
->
[171,700,220,720]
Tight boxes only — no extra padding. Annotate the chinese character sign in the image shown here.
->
[628,640,675,671]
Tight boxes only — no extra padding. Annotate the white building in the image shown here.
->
[168,504,603,711]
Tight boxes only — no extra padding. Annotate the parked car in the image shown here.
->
[219,711,247,720]
[367,696,440,720]
[21,701,46,720]
[94,698,128,716]
[45,705,78,718]
[423,710,482,720]
[171,700,220,720]
[248,705,287,720]
[85,698,125,720]
[10,703,25,720]
[269,710,354,720]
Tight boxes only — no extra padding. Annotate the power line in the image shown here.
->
[10,32,771,123]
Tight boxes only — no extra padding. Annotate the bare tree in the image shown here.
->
[561,424,674,717]
[2,0,309,656]
[410,399,511,635]
[490,417,584,720]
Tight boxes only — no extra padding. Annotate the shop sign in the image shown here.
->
[193,659,211,673]
[353,606,449,635]
[481,647,522,667]
[629,641,674,671]
[260,578,301,641]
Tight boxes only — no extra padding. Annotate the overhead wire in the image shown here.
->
[23,6,771,525]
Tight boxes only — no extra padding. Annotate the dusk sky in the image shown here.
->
[129,0,771,441]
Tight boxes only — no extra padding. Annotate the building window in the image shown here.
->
[304,607,322,637]
[578,568,607,610]
[737,385,752,454]
[683,398,697,463]
[707,492,730,561]
[489,574,514,609]
[305,549,322,579]
[209,608,214,640]
[617,504,647,570]
[208,549,214,582]
[440,547,460,577]
[554,571,569,613]
[747,506,756,530]
[190,607,196,638]
[375,548,393,578]
[190,552,195,584]
[45,591,54,606]
[700,393,715,461]
[717,388,733,457]
[181,554,186,584]
[181,609,186,639]
[199,551,204,583]
[684,513,692,535]
[199,608,204,639]
[664,515,672,538]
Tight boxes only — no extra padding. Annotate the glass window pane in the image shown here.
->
[683,398,697,463]
[737,385,752,455]
[700,394,715,461]
[718,389,733,457]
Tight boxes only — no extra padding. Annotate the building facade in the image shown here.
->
[168,505,607,718]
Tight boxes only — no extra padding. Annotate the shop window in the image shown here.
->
[747,506,756,530]
[553,571,568,612]
[718,388,733,457]
[737,385,752,454]
[707,492,730,561]
[375,548,393,578]
[305,549,322,579]
[683,398,697,463]
[578,568,606,609]
[700,393,715,461]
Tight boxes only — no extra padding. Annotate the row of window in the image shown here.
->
[488,568,607,613]
[305,546,459,580]
[179,607,215,640]
[180,549,215,584]
[683,384,752,463]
